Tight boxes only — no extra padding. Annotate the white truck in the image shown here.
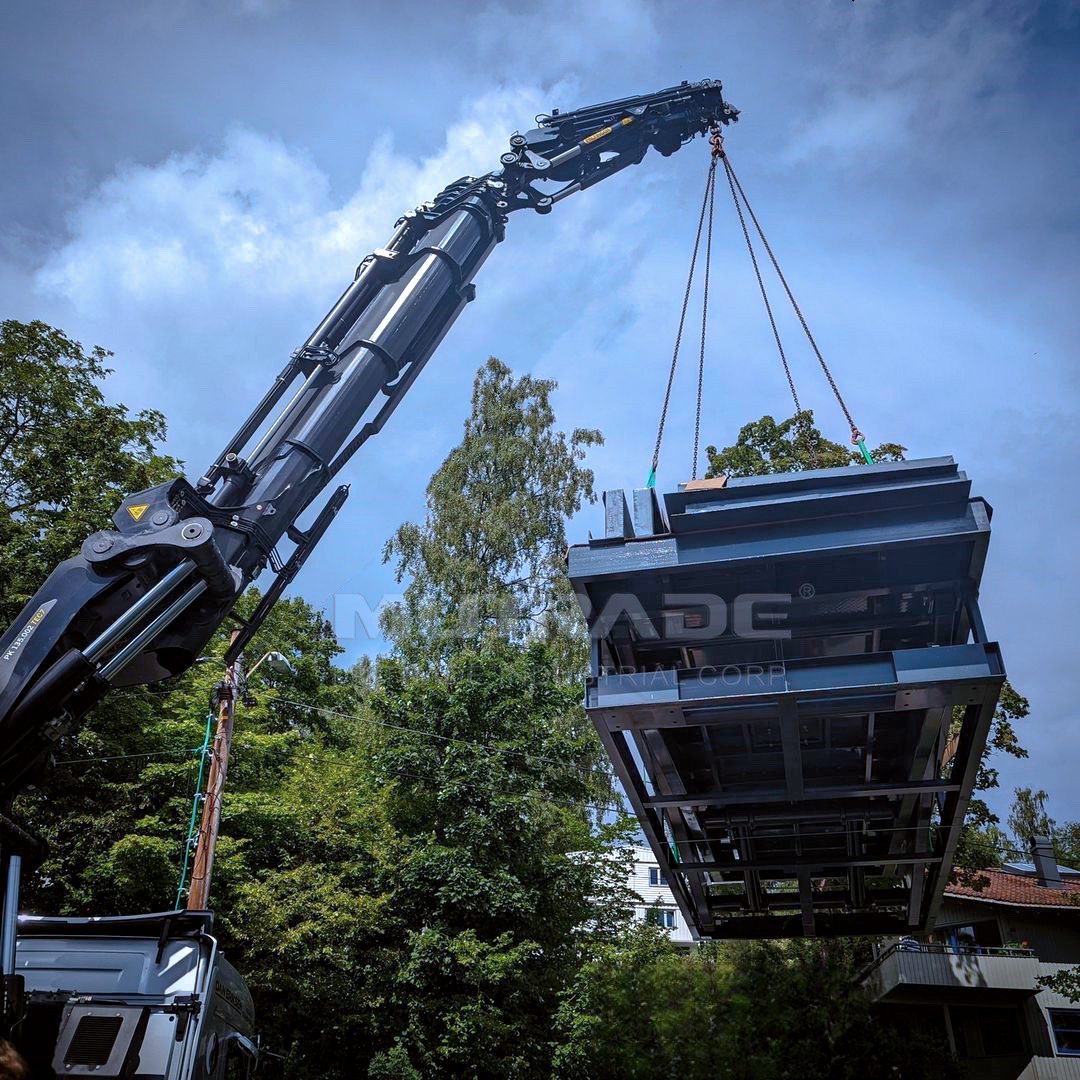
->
[11,911,258,1079]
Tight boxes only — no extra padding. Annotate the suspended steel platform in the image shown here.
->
[568,457,1004,939]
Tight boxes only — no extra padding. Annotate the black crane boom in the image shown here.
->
[0,80,738,805]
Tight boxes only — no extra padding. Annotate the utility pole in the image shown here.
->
[186,628,241,911]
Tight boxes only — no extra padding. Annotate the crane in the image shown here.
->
[0,80,738,1071]
[0,80,738,807]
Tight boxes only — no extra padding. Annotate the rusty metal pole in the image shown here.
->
[186,629,241,911]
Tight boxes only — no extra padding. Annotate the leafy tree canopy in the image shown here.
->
[381,357,602,670]
[0,319,180,625]
[1008,786,1054,844]
[705,410,905,479]
[555,929,959,1080]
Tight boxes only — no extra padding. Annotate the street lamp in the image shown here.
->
[240,650,294,707]
[245,650,294,681]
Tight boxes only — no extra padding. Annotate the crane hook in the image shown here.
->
[710,125,725,159]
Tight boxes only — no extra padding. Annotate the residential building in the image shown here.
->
[863,838,1080,1079]
[628,846,696,945]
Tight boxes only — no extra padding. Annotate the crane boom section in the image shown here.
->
[0,80,738,804]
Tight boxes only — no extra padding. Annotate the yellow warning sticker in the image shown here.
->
[582,117,632,146]
[127,503,149,521]
[583,125,614,145]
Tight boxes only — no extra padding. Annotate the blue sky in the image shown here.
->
[3,0,1078,825]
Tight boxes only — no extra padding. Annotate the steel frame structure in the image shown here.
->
[568,458,1004,938]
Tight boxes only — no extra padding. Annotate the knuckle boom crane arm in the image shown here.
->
[0,80,738,804]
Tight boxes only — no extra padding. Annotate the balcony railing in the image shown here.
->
[891,941,1037,959]
[862,941,1039,1002]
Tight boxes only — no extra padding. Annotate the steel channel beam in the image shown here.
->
[779,700,804,800]
[711,912,912,939]
[677,852,941,874]
[707,886,908,913]
[639,779,959,809]
[567,506,988,585]
[920,695,1001,925]
[591,723,705,935]
[588,643,1002,716]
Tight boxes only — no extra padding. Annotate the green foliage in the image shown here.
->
[354,639,636,1080]
[381,357,602,670]
[949,681,1030,882]
[970,681,1030,794]
[12,337,626,1078]
[555,933,959,1080]
[704,410,905,479]
[7,327,1001,1076]
[213,639,635,1079]
[1008,786,1054,844]
[1000,786,1080,869]
[1053,821,1080,871]
[0,318,181,625]
[1038,967,1080,1002]
[16,591,350,917]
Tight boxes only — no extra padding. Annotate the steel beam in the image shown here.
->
[640,779,962,809]
[676,851,941,874]
[570,458,1002,939]
[779,701,804,801]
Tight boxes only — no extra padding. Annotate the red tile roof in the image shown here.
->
[945,868,1080,909]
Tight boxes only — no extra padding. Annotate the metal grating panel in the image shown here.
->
[569,458,1003,939]
[66,1015,123,1066]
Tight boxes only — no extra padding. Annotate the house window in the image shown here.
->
[1050,1011,1080,1055]
[937,920,1003,953]
[647,908,676,930]
[952,1006,1025,1058]
[649,867,669,887]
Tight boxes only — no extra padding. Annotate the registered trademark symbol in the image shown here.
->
[798,583,815,599]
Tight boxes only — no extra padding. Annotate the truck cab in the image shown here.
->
[10,910,258,1079]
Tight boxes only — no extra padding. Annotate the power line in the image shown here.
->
[46,700,616,806]
[52,747,204,766]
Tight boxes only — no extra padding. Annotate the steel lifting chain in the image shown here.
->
[720,152,873,463]
[650,130,875,487]
[691,130,721,480]
[650,132,720,486]
[717,134,801,418]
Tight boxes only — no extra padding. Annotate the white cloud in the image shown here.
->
[36,85,557,319]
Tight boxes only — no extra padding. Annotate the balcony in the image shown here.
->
[863,942,1039,1003]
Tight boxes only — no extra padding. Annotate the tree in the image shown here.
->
[704,410,905,479]
[226,638,634,1079]
[354,641,635,1080]
[0,319,180,626]
[16,590,352,917]
[1008,787,1055,845]
[216,358,621,1077]
[14,345,626,1077]
[357,357,628,1078]
[555,931,959,1080]
[16,587,380,1072]
[381,357,602,671]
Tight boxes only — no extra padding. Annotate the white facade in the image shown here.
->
[628,845,696,944]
